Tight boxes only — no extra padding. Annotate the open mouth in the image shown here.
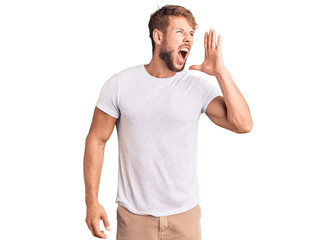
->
[177,47,189,64]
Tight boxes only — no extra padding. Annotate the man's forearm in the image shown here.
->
[83,136,106,205]
[215,66,252,132]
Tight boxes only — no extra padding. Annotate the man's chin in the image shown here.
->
[175,66,185,72]
[174,61,186,72]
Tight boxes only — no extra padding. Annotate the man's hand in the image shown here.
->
[85,202,111,239]
[189,28,226,76]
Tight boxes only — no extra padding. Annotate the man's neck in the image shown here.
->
[144,55,177,78]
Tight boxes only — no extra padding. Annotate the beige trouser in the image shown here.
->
[116,203,202,240]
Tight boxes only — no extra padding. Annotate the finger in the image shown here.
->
[207,29,212,49]
[102,214,111,231]
[93,222,107,238]
[189,65,202,71]
[204,32,208,57]
[209,29,212,48]
[211,30,216,49]
[204,31,208,51]
[88,224,95,236]
[217,35,222,52]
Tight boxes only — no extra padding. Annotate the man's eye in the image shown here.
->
[190,33,194,36]
[177,30,182,33]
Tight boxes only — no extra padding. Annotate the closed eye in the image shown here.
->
[177,30,194,37]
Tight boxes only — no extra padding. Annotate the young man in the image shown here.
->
[84,4,252,240]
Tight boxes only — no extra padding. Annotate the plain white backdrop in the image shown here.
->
[0,0,335,239]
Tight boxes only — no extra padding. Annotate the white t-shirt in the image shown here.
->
[96,64,222,217]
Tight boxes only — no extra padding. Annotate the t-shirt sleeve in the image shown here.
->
[95,75,120,119]
[199,77,222,114]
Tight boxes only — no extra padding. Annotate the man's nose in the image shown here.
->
[184,33,193,44]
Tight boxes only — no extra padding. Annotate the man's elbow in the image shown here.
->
[85,134,107,149]
[235,121,253,134]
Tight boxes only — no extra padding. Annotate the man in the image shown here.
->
[84,4,252,240]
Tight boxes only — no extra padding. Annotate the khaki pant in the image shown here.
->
[116,204,202,240]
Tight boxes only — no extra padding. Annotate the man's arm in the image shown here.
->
[83,106,118,239]
[206,69,252,133]
[189,28,253,133]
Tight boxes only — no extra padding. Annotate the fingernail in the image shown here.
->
[107,226,111,230]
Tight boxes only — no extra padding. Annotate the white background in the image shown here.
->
[0,0,335,239]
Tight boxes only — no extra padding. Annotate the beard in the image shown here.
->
[159,37,186,72]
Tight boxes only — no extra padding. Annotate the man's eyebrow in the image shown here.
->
[177,28,194,33]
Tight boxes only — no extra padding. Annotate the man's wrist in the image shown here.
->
[85,196,99,206]
[214,65,230,80]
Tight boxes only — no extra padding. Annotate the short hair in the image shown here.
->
[148,5,198,54]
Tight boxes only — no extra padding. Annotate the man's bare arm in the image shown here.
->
[189,28,252,133]
[83,106,118,239]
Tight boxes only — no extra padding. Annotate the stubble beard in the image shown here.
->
[159,37,186,72]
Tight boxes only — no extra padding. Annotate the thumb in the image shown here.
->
[189,65,202,71]
[102,214,111,231]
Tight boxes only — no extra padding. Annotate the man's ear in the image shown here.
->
[153,29,164,46]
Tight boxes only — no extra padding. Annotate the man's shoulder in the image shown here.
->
[183,69,200,78]
[181,70,202,83]
[114,64,143,78]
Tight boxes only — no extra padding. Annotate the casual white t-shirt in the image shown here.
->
[96,64,222,217]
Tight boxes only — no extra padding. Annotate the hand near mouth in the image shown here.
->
[189,28,226,77]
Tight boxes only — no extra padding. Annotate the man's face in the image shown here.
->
[158,16,194,72]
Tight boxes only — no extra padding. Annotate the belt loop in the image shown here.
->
[159,216,169,232]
